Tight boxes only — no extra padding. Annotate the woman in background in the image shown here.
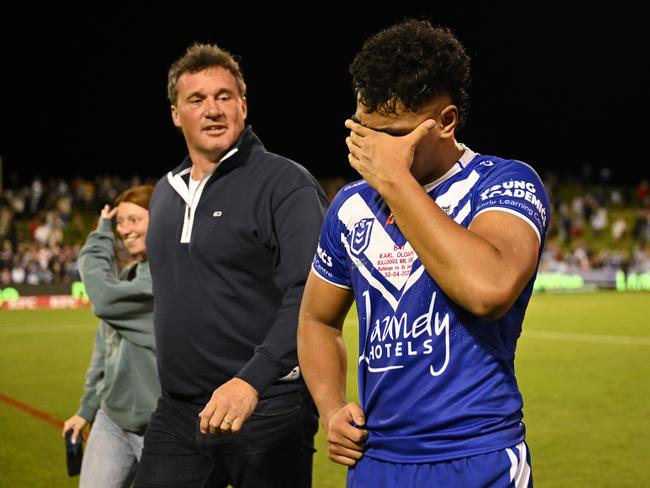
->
[62,184,159,487]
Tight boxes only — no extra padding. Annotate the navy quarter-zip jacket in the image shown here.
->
[147,127,328,403]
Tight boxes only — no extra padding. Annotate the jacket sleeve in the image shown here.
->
[77,218,155,348]
[237,184,327,394]
[76,324,106,422]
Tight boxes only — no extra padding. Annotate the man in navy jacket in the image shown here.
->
[135,43,328,488]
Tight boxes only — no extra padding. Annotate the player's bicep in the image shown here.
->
[299,270,354,331]
[469,210,539,291]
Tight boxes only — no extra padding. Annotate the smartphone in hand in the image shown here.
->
[64,429,83,477]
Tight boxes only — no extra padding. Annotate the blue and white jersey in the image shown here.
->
[312,147,550,463]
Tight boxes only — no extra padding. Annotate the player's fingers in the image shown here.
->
[330,443,364,459]
[347,426,368,444]
[346,402,366,427]
[328,453,361,466]
[328,445,364,465]
[327,427,368,450]
[407,119,435,147]
[330,433,366,451]
[348,152,363,173]
[344,118,370,136]
[346,139,364,166]
[345,137,361,155]
[348,130,364,147]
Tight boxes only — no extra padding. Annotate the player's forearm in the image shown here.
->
[381,178,519,318]
[298,319,348,427]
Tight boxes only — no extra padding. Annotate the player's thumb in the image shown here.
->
[409,119,436,147]
[348,402,366,427]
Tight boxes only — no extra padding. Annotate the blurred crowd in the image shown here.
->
[0,175,155,287]
[1,174,649,287]
[540,175,650,275]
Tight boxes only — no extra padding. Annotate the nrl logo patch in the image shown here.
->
[350,218,374,256]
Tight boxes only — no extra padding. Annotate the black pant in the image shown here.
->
[134,389,318,488]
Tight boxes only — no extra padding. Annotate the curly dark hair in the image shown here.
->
[350,19,471,129]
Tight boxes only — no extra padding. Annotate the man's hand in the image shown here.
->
[323,402,368,466]
[62,415,87,444]
[344,118,435,194]
[198,378,259,435]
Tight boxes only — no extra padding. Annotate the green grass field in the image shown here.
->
[1,292,649,487]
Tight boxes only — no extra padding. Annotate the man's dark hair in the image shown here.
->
[350,19,471,129]
[167,43,246,105]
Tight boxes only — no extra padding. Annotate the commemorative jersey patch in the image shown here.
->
[337,193,423,303]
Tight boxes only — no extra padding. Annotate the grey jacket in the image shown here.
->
[76,218,160,433]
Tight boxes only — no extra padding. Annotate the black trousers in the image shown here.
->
[134,389,318,488]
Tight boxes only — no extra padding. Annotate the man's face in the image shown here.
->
[171,66,247,162]
[352,97,450,182]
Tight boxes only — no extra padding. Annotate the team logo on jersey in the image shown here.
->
[350,218,374,256]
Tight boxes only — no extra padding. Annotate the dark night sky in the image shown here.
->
[1,5,648,186]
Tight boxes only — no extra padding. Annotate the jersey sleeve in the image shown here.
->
[472,161,551,246]
[312,193,352,289]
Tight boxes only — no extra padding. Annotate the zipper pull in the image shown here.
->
[187,205,191,219]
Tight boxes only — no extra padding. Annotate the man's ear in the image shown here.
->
[171,105,181,128]
[438,104,458,139]
[241,96,248,121]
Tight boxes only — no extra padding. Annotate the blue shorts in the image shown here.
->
[347,441,532,488]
